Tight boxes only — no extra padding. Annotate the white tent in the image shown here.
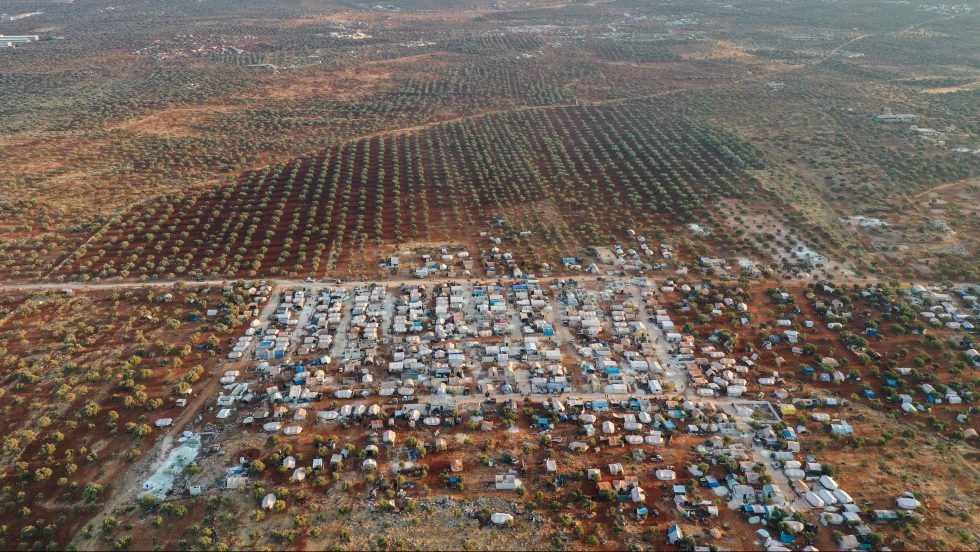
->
[490,513,513,525]
[262,493,277,510]
[896,496,920,510]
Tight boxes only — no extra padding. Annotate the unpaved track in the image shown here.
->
[0,270,894,293]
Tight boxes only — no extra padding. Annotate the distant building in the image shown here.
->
[871,107,918,123]
[0,35,40,48]
[699,257,726,269]
[793,246,827,268]
[909,125,940,137]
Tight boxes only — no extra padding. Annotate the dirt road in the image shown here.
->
[0,270,898,293]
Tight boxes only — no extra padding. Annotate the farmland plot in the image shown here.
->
[60,104,767,280]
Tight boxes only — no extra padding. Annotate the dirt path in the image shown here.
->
[812,34,872,65]
[632,286,690,396]
[913,179,973,199]
[1,272,946,294]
